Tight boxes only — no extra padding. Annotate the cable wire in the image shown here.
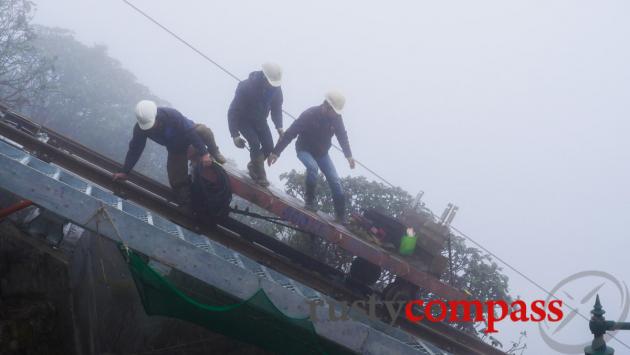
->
[450,224,630,350]
[121,0,397,189]
[121,0,240,82]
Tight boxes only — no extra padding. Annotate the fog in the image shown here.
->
[31,0,630,353]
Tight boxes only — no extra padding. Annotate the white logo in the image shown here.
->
[539,271,629,354]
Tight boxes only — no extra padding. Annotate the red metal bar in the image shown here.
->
[0,200,33,219]
[225,166,469,301]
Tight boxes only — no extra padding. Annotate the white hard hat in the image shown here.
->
[261,62,282,87]
[135,100,157,130]
[325,90,345,114]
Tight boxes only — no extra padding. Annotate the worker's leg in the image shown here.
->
[253,120,274,158]
[239,120,262,161]
[167,152,191,207]
[194,124,226,164]
[247,120,273,186]
[297,151,319,209]
[238,120,268,185]
[316,153,346,221]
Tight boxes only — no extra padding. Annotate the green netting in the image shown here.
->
[123,248,353,355]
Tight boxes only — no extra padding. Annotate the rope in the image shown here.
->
[229,206,309,234]
[83,204,131,258]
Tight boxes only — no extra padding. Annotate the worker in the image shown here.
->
[228,62,284,187]
[113,100,226,209]
[267,91,355,223]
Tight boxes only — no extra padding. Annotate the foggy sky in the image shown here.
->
[31,1,630,353]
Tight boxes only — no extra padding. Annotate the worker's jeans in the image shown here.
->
[238,119,273,161]
[167,124,220,204]
[297,151,344,204]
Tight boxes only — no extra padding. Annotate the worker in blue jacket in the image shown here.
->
[113,100,226,207]
[228,62,283,187]
[268,91,355,223]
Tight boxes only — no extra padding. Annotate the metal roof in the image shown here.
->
[0,137,455,355]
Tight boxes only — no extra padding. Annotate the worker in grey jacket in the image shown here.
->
[268,91,355,223]
[228,63,283,187]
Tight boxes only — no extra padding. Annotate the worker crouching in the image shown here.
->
[228,62,284,187]
[113,100,226,210]
[268,91,356,223]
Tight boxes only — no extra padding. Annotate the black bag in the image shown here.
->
[190,163,232,222]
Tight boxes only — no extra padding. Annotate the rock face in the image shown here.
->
[0,219,269,355]
[0,221,74,355]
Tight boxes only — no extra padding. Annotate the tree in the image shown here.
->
[20,27,169,181]
[280,170,513,338]
[281,169,413,217]
[0,0,55,109]
[0,2,167,179]
[448,234,510,303]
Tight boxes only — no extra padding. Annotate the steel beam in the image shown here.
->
[0,113,506,355]
[0,149,427,355]
[0,106,465,301]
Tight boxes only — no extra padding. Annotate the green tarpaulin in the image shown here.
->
[124,248,353,355]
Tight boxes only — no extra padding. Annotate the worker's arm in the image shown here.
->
[227,83,245,138]
[121,125,147,173]
[333,117,353,158]
[185,128,208,156]
[270,88,283,130]
[271,115,304,157]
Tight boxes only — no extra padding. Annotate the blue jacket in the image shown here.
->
[122,107,207,173]
[227,71,283,137]
[272,105,352,159]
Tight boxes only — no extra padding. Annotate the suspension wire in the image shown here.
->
[121,0,397,189]
[450,225,553,302]
[121,0,240,82]
[450,224,630,349]
[121,1,629,349]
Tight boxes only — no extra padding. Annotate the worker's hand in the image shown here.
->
[233,136,246,149]
[347,157,356,169]
[276,128,284,138]
[112,172,128,181]
[200,153,213,167]
[267,153,278,166]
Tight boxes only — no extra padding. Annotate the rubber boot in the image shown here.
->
[247,160,259,181]
[304,183,317,211]
[173,185,193,215]
[211,149,227,165]
[195,124,226,164]
[208,141,226,164]
[254,155,270,187]
[333,197,347,224]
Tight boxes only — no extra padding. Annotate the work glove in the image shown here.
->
[347,157,356,169]
[233,136,246,149]
[267,153,279,166]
